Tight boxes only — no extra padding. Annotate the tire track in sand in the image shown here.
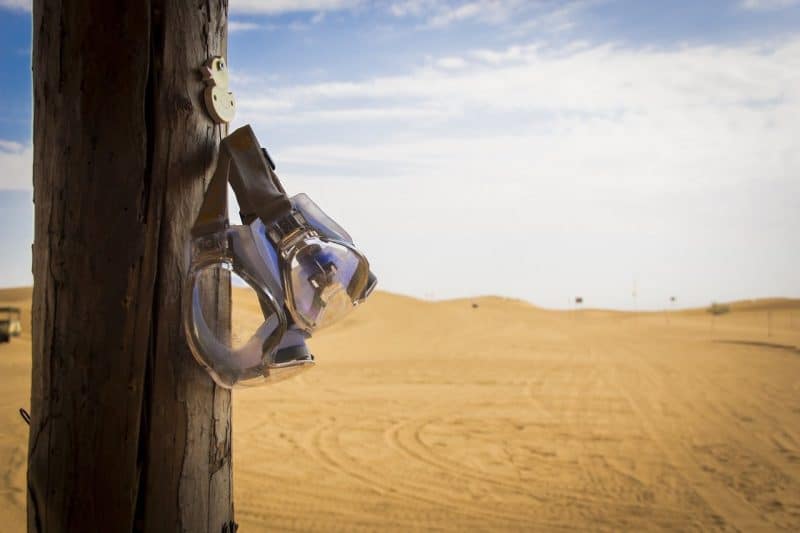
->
[299,417,539,529]
[592,332,772,531]
[619,336,800,529]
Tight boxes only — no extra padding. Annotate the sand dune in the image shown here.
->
[2,287,800,531]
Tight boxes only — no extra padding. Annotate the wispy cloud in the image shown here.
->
[435,56,468,69]
[230,0,362,15]
[427,1,495,27]
[389,0,515,24]
[0,140,25,152]
[0,0,30,12]
[238,38,799,133]
[0,141,32,190]
[388,0,585,30]
[229,20,262,32]
[739,0,800,10]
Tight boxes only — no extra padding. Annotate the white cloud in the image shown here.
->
[427,1,486,26]
[436,56,468,69]
[388,0,583,30]
[0,0,30,11]
[389,0,480,24]
[470,43,538,64]
[230,0,361,15]
[390,0,427,17]
[739,0,800,10]
[232,36,800,307]
[0,140,25,152]
[229,20,262,32]
[0,141,33,190]
[390,0,513,24]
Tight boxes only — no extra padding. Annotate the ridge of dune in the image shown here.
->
[0,286,32,303]
[726,297,800,312]
[3,285,799,315]
[434,294,543,312]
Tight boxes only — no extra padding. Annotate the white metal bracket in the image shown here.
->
[202,56,236,124]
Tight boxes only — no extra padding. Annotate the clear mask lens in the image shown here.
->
[185,262,286,388]
[285,236,370,330]
[291,193,352,243]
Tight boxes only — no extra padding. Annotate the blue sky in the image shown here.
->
[1,0,799,309]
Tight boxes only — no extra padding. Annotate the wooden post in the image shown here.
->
[28,2,233,531]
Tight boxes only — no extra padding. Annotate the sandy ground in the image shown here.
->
[1,287,799,531]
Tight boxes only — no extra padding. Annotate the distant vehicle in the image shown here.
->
[0,307,22,343]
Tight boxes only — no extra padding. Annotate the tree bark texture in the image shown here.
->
[28,2,233,531]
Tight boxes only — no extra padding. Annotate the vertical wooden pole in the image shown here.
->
[28,1,233,531]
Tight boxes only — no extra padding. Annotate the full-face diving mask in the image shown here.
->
[184,125,376,388]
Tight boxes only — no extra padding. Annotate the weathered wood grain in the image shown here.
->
[29,2,233,531]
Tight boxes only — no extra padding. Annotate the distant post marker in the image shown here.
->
[573,297,583,321]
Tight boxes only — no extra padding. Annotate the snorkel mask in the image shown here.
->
[184,125,376,388]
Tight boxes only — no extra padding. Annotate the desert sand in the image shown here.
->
[1,287,800,531]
